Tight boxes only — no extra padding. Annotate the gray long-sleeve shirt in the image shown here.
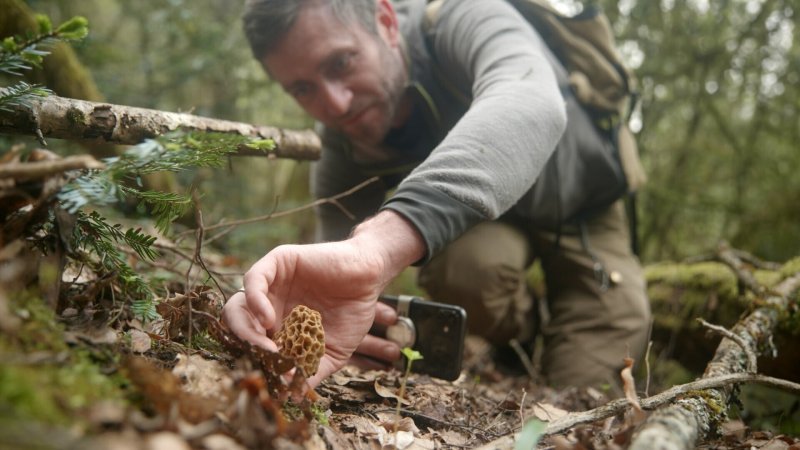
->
[312,0,610,263]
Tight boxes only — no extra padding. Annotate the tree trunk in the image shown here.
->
[0,95,321,160]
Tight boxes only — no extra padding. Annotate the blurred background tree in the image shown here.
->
[595,0,800,262]
[4,0,799,266]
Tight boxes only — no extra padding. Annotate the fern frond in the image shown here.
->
[78,211,159,261]
[112,132,247,175]
[131,299,160,322]
[0,82,51,112]
[73,211,161,322]
[121,187,192,234]
[58,172,119,213]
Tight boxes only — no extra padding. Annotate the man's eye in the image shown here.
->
[331,53,353,75]
[290,84,312,98]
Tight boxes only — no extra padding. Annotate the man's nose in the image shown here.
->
[320,81,352,118]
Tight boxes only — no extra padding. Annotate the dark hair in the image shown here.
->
[242,0,377,60]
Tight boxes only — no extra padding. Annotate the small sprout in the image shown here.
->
[2,36,17,52]
[55,16,89,40]
[515,419,546,450]
[36,14,53,34]
[401,347,423,363]
[249,138,276,152]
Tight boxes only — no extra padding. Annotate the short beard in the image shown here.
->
[348,37,407,147]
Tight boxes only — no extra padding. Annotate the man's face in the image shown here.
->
[263,1,407,146]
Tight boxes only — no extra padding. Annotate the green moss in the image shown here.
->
[11,291,68,353]
[0,293,128,428]
[645,262,738,297]
[65,107,88,126]
[779,257,800,278]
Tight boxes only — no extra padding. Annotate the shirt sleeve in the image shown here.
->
[311,130,387,242]
[381,0,567,262]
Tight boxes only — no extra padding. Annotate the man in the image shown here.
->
[222,0,651,389]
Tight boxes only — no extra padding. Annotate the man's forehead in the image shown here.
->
[262,5,365,80]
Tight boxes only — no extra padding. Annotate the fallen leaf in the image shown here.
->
[172,354,232,402]
[374,380,412,406]
[620,357,646,424]
[531,402,569,422]
[378,415,420,434]
[129,329,152,353]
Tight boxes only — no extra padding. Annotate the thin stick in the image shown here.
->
[508,338,537,380]
[697,318,757,373]
[0,155,105,179]
[177,176,378,238]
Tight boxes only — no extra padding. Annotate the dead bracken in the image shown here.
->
[274,305,325,377]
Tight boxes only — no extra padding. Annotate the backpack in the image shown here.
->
[423,0,647,233]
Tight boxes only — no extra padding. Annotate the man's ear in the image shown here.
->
[376,0,400,47]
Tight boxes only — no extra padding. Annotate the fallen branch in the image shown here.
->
[0,94,321,160]
[627,248,800,450]
[472,373,800,449]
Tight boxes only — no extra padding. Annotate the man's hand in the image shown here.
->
[221,210,424,387]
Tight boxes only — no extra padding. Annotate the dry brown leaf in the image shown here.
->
[620,357,646,423]
[172,354,233,402]
[377,415,420,434]
[129,329,152,353]
[531,402,570,422]
[374,379,412,405]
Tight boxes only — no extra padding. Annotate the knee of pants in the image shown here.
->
[419,258,532,344]
[541,282,651,388]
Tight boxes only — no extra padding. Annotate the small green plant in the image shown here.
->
[56,131,273,320]
[393,347,423,433]
[515,418,546,450]
[0,15,89,111]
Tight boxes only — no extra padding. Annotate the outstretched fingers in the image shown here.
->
[221,293,278,352]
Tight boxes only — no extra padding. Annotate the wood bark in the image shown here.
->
[0,95,321,160]
[628,253,800,449]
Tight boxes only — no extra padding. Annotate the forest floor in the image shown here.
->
[2,277,799,450]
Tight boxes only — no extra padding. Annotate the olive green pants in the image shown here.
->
[418,201,651,387]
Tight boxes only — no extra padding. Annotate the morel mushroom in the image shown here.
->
[274,305,325,377]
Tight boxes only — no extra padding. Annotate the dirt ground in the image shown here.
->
[3,289,798,450]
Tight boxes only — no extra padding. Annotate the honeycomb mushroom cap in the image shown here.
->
[274,305,325,377]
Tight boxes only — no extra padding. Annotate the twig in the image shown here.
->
[0,155,105,179]
[731,249,782,271]
[559,373,800,434]
[644,340,653,397]
[176,177,378,238]
[200,195,284,247]
[508,338,537,380]
[696,318,757,373]
[473,373,800,449]
[189,193,225,297]
[715,241,766,296]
